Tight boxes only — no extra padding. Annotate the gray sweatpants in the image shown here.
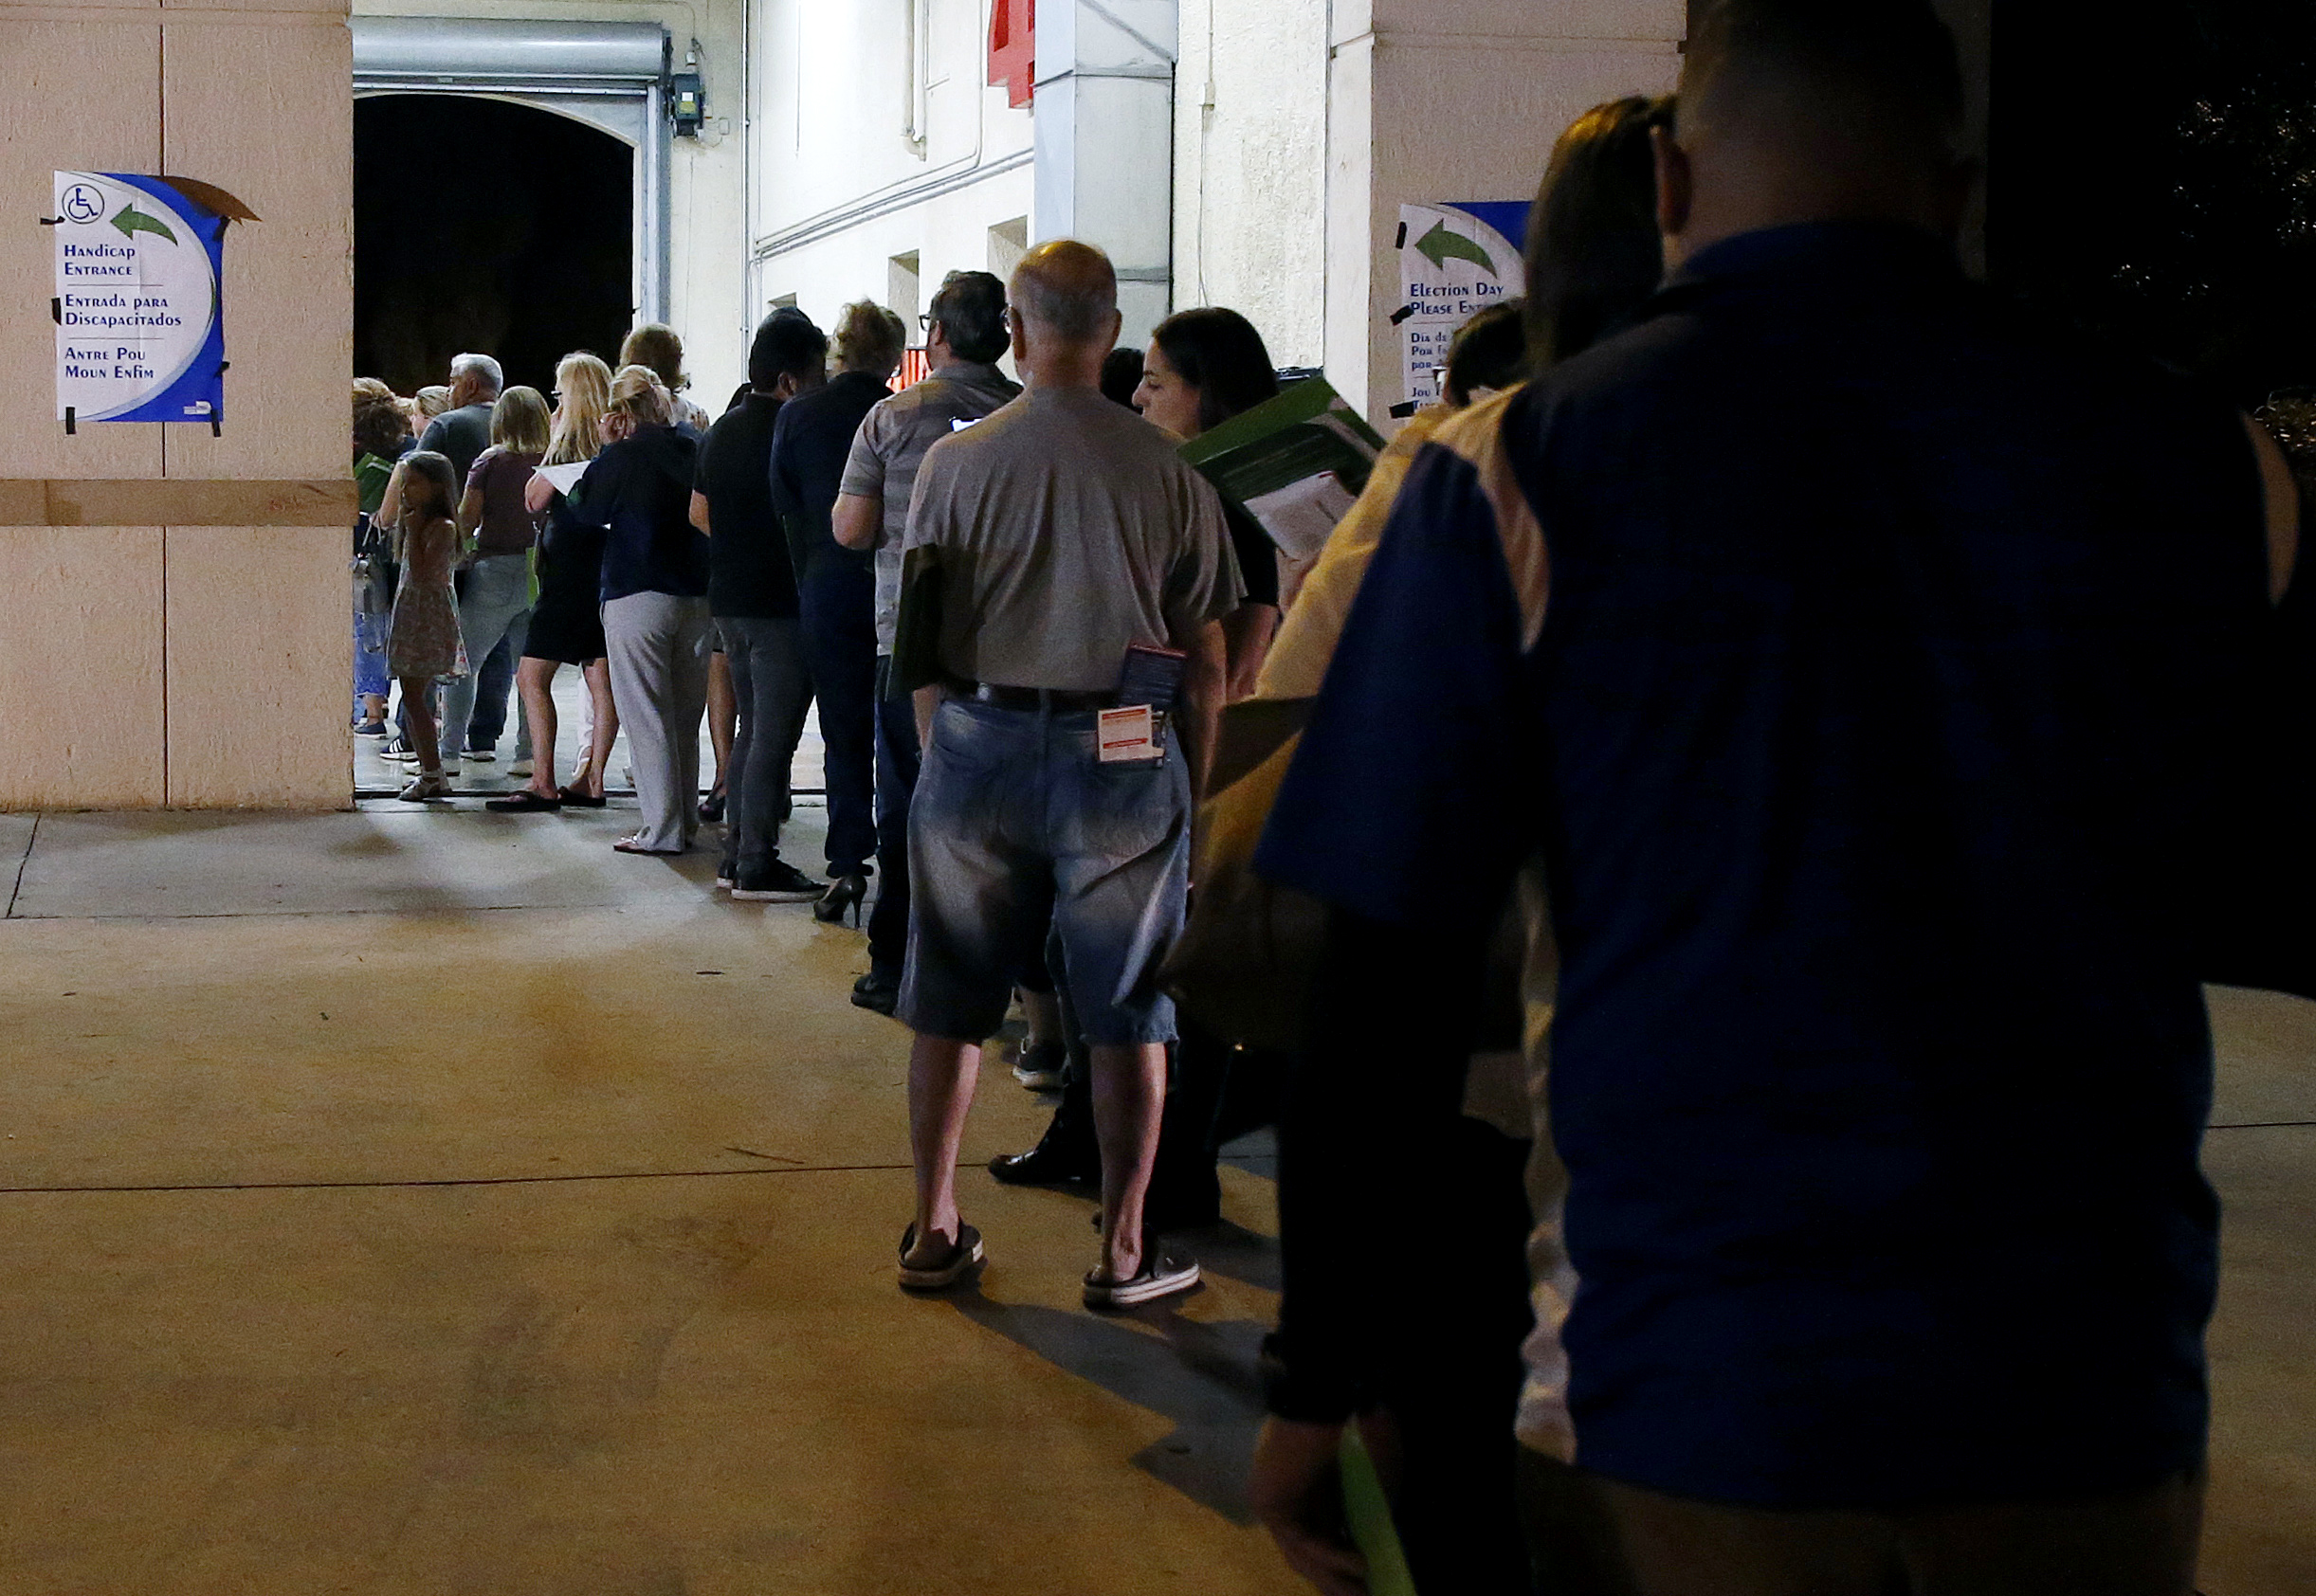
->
[603,589,712,852]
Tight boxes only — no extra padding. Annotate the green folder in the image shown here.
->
[1177,376,1388,563]
[1340,1425,1419,1596]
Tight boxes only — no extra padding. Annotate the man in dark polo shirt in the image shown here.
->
[831,271,1020,1014]
[1250,3,2300,1592]
[689,311,828,901]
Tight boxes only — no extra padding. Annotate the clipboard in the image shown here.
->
[887,543,946,699]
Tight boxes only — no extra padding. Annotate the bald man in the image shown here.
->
[1252,2,2297,1592]
[890,241,1241,1307]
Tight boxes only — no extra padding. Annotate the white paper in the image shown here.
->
[1244,471,1359,563]
[1097,703,1157,763]
[533,461,590,495]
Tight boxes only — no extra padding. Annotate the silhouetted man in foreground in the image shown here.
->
[1251,2,2299,1591]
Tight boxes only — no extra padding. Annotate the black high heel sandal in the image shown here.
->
[813,874,867,926]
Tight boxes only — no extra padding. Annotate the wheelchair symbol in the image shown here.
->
[62,184,104,225]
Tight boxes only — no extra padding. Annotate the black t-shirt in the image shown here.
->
[1223,501,1281,609]
[418,403,493,483]
[697,392,796,619]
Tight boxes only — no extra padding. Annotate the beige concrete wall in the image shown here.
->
[1324,0,1686,426]
[0,0,354,809]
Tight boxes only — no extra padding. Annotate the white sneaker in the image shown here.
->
[465,748,496,762]
[507,757,534,777]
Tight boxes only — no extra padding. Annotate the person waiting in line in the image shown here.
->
[1134,307,1285,696]
[892,241,1240,1307]
[989,305,1294,1224]
[624,321,728,817]
[563,366,712,855]
[622,321,715,434]
[691,310,830,900]
[1243,97,1665,1595]
[407,384,450,447]
[771,300,908,923]
[1099,346,1143,408]
[418,354,501,481]
[1252,4,2299,1593]
[438,386,550,781]
[499,354,620,812]
[352,378,410,736]
[384,452,466,803]
[832,269,1020,1015]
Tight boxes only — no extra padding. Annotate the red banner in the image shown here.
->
[989,0,1034,110]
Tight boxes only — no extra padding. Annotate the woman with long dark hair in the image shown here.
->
[1135,307,1285,696]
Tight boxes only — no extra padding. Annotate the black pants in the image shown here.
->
[1281,909,1538,1592]
[798,562,879,879]
[868,657,921,975]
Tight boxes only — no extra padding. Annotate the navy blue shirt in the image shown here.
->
[1258,224,2273,1507]
[771,370,892,584]
[566,424,706,604]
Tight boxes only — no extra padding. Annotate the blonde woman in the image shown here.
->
[496,354,621,811]
[436,385,550,778]
[620,322,713,432]
[555,364,710,852]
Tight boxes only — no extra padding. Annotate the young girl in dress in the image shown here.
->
[387,451,467,801]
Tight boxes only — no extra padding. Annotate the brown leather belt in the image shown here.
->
[968,682,1117,713]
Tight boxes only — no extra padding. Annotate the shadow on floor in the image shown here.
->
[948,1283,1270,1525]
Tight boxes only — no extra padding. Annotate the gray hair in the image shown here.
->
[450,352,503,395]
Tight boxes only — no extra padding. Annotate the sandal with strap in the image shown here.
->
[898,1223,985,1291]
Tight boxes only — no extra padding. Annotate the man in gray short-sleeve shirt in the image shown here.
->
[890,241,1239,1311]
[830,271,1021,1011]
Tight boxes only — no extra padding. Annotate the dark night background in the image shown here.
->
[354,95,633,396]
[1993,3,2316,409]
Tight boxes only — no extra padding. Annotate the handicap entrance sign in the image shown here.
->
[52,171,242,427]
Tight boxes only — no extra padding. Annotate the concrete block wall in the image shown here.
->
[0,0,354,809]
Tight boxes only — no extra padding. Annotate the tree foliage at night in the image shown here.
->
[2001,4,2316,407]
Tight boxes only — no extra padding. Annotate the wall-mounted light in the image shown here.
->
[669,38,705,137]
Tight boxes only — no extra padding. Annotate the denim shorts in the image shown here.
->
[899,698,1191,1046]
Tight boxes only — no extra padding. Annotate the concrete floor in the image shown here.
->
[0,807,2309,1593]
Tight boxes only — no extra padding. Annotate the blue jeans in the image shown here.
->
[869,657,921,977]
[354,610,390,702]
[899,697,1190,1046]
[439,555,533,761]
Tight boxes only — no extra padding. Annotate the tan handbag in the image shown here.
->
[1160,697,1330,1052]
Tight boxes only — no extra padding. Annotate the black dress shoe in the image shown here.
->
[850,968,901,1016]
[988,1134,1099,1187]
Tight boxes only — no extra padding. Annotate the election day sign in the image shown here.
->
[53,172,240,427]
[1396,202,1528,411]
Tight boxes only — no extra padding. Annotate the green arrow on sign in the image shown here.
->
[1414,221,1497,276]
[111,205,178,245]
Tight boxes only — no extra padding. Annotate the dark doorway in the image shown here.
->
[1993,3,2316,408]
[354,94,633,395]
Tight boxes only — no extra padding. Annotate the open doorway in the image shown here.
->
[354,96,633,395]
